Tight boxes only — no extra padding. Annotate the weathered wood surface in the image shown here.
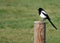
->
[34,21,46,43]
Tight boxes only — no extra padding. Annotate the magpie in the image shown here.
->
[38,8,57,30]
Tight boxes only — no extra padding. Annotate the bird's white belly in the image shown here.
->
[40,13,46,18]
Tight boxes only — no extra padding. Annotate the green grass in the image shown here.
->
[0,0,60,43]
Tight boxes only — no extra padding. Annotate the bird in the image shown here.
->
[38,8,57,30]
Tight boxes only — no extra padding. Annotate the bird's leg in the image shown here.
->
[41,18,46,22]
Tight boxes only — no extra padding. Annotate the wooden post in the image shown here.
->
[34,21,46,43]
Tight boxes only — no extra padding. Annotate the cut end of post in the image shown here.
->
[34,21,45,24]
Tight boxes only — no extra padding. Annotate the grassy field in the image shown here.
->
[0,0,60,43]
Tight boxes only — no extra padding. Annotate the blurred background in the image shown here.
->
[0,0,60,43]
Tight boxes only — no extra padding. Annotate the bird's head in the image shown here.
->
[38,8,43,12]
[38,8,43,14]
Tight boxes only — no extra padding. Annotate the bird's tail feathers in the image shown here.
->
[48,19,57,30]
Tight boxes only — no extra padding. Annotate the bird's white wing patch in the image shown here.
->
[41,11,47,14]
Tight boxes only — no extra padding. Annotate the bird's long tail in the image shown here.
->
[47,19,57,30]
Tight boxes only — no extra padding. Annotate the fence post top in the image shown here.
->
[34,21,45,24]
